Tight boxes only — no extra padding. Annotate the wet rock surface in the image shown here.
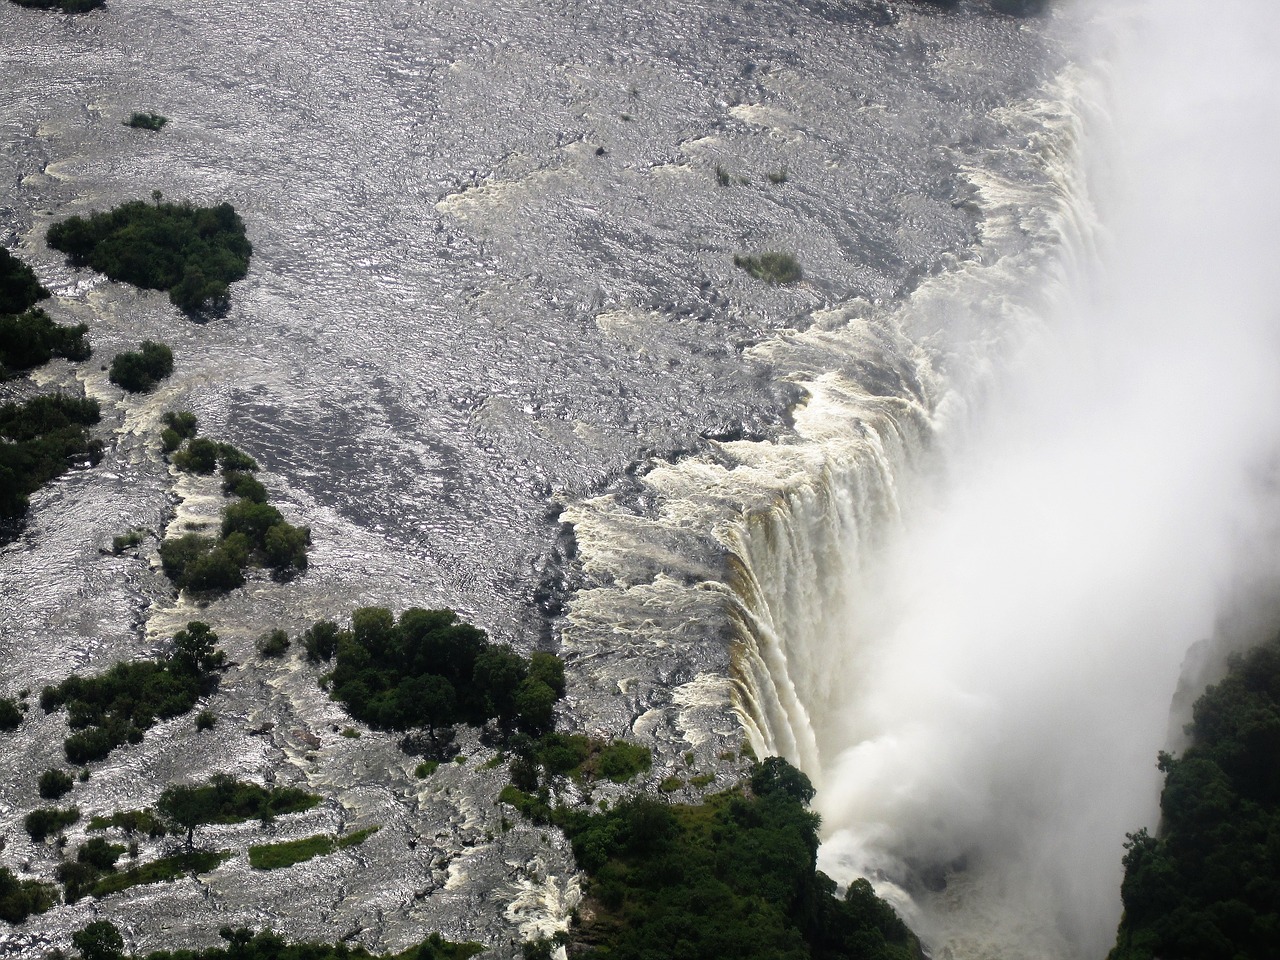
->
[1,0,1049,955]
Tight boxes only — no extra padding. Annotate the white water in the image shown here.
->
[561,2,1280,956]
[756,3,1280,958]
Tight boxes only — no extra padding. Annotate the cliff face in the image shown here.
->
[0,0,1049,955]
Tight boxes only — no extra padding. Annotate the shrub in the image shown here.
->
[195,709,216,731]
[223,470,267,502]
[111,528,145,554]
[258,629,290,658]
[46,199,252,314]
[88,849,230,899]
[0,247,49,314]
[125,112,168,131]
[0,309,90,377]
[172,436,220,473]
[38,768,74,799]
[8,0,105,11]
[108,340,173,393]
[0,392,101,519]
[25,805,79,841]
[0,867,57,925]
[733,251,802,284]
[0,696,22,730]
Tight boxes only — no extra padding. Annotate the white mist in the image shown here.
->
[812,2,1280,957]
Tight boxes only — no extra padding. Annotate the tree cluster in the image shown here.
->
[155,774,320,850]
[7,0,104,11]
[39,621,226,764]
[1109,632,1280,959]
[66,922,481,960]
[307,607,566,740]
[159,421,309,591]
[46,199,252,313]
[555,757,918,960]
[0,867,57,925]
[109,340,173,393]
[0,392,102,520]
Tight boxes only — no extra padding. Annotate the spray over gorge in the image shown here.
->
[4,0,1279,956]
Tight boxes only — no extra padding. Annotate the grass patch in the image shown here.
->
[658,776,684,793]
[734,251,802,285]
[87,809,167,836]
[248,826,380,870]
[111,528,145,554]
[690,773,716,787]
[89,849,229,898]
[415,760,439,778]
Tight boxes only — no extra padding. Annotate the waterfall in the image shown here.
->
[562,2,1280,957]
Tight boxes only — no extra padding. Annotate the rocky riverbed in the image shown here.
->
[0,0,1052,955]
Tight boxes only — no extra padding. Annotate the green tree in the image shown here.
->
[158,784,216,851]
[72,920,125,960]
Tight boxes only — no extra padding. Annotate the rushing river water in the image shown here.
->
[0,0,1141,956]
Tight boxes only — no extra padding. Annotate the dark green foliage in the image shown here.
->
[38,768,74,799]
[60,838,127,903]
[161,411,198,453]
[87,809,168,837]
[258,629,290,658]
[247,827,376,871]
[125,112,168,131]
[157,774,321,848]
[88,849,230,899]
[559,759,917,960]
[82,926,485,960]
[0,866,57,925]
[7,0,104,11]
[73,920,124,960]
[172,436,220,473]
[46,200,251,313]
[0,247,49,314]
[262,520,310,571]
[223,469,267,502]
[1110,632,1280,960]
[42,621,225,764]
[734,252,802,285]
[25,805,79,841]
[111,528,145,554]
[0,696,22,730]
[0,392,101,519]
[109,340,173,393]
[195,709,216,731]
[323,607,565,737]
[303,620,341,662]
[525,733,651,786]
[0,309,90,377]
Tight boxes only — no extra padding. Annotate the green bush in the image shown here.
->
[0,696,22,730]
[0,392,101,519]
[89,849,230,899]
[0,309,90,377]
[734,251,803,285]
[1109,632,1280,960]
[46,199,252,313]
[321,607,565,738]
[258,629,290,658]
[195,709,216,731]
[559,759,918,960]
[157,775,321,848]
[0,247,49,314]
[109,340,173,393]
[25,805,79,841]
[42,621,225,763]
[172,436,220,473]
[125,112,168,131]
[111,528,145,554]
[0,867,57,925]
[87,808,167,837]
[38,768,74,799]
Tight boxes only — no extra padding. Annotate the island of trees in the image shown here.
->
[305,607,566,741]
[6,0,104,12]
[47,199,252,314]
[158,414,310,591]
[1110,631,1280,959]
[109,341,173,393]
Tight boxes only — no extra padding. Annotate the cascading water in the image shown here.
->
[563,2,1280,957]
[731,3,1280,958]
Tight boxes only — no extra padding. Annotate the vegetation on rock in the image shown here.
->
[734,251,802,285]
[124,112,168,131]
[157,775,321,849]
[40,621,226,764]
[556,758,919,960]
[46,199,251,313]
[7,0,104,11]
[109,340,173,393]
[0,866,57,924]
[247,826,378,871]
[38,768,74,800]
[0,392,101,520]
[0,696,23,730]
[0,310,89,379]
[310,607,566,740]
[1109,632,1280,960]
